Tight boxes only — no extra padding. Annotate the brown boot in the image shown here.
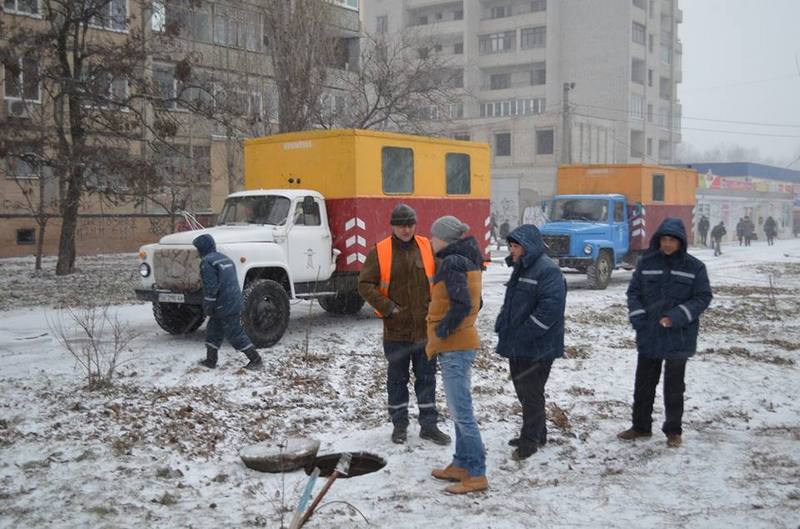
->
[431,464,468,482]
[445,475,489,494]
[617,428,652,441]
[666,434,682,448]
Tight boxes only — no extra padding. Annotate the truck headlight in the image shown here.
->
[139,263,151,278]
[583,244,593,255]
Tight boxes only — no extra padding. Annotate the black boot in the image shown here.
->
[199,346,218,369]
[242,346,263,371]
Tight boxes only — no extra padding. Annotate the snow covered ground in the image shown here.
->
[1,240,799,529]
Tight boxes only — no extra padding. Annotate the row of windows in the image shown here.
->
[382,148,471,195]
[4,0,126,30]
[479,98,546,118]
[492,129,554,157]
[484,0,546,20]
[485,63,546,90]
[478,26,546,55]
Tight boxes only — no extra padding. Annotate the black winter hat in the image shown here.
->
[390,203,417,226]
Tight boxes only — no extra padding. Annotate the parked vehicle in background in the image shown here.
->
[539,164,697,289]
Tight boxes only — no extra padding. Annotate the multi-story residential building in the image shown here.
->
[364,0,683,227]
[0,0,361,258]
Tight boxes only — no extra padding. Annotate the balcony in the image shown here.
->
[675,8,683,23]
[406,0,462,9]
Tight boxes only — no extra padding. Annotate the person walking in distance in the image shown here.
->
[358,204,451,446]
[698,215,710,247]
[427,215,488,494]
[494,224,566,461]
[192,234,263,370]
[736,218,744,246]
[764,216,778,246]
[710,221,726,257]
[619,218,712,448]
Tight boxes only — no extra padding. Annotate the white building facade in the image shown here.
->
[363,0,683,228]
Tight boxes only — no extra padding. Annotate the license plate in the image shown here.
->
[158,293,185,303]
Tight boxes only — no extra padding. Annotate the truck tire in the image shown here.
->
[242,279,290,348]
[317,290,366,315]
[153,302,204,335]
[587,250,613,290]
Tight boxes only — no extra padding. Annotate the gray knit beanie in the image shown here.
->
[390,203,417,226]
[431,215,469,244]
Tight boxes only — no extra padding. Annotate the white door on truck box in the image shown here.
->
[287,197,332,283]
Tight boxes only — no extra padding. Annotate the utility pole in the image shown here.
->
[562,82,575,165]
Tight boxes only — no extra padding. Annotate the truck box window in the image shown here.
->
[382,147,414,194]
[446,153,471,195]
[652,173,664,202]
[614,202,624,222]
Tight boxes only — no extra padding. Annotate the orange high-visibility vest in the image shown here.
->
[375,235,435,317]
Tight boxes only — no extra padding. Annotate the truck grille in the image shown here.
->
[543,235,570,257]
[153,248,202,291]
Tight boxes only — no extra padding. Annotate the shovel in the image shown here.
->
[297,452,352,528]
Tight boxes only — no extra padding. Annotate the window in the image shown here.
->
[648,69,653,87]
[454,133,470,141]
[90,0,127,30]
[446,153,471,194]
[81,65,129,107]
[646,137,653,156]
[633,0,645,8]
[648,34,654,53]
[435,12,443,20]
[630,94,644,120]
[489,6,511,19]
[292,200,321,226]
[382,147,413,194]
[530,62,546,85]
[652,173,665,201]
[480,98,545,117]
[453,42,463,54]
[647,103,653,122]
[453,9,463,20]
[213,5,262,50]
[536,129,554,155]
[3,0,38,15]
[531,0,546,11]
[4,58,40,101]
[376,15,388,34]
[614,202,625,222]
[494,133,511,157]
[660,45,673,65]
[659,77,672,100]
[489,73,510,90]
[154,0,211,42]
[632,22,646,45]
[449,69,464,88]
[328,0,358,10]
[416,15,428,25]
[631,58,645,84]
[520,26,546,49]
[153,64,177,109]
[16,229,35,245]
[4,149,40,179]
[479,31,515,54]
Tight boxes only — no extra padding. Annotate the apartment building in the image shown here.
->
[364,0,683,227]
[0,0,361,258]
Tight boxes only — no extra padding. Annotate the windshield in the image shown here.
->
[548,199,609,222]
[218,195,291,226]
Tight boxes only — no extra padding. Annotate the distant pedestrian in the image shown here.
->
[192,234,263,370]
[698,215,709,247]
[495,224,566,461]
[736,218,744,246]
[619,218,713,448]
[357,204,451,446]
[498,220,510,250]
[743,216,755,246]
[710,221,726,256]
[489,213,499,247]
[427,215,488,494]
[764,216,778,246]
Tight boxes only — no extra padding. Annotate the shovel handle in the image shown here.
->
[297,471,340,528]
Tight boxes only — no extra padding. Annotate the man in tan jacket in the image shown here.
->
[358,204,451,445]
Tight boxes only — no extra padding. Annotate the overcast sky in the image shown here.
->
[679,0,800,165]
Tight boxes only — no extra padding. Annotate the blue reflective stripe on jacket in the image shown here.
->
[627,218,713,359]
[495,225,567,360]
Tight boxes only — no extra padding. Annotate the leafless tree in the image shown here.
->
[317,33,463,133]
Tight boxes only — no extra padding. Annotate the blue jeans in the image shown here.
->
[438,350,486,477]
[384,341,439,428]
[206,313,253,351]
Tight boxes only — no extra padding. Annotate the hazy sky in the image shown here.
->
[679,0,800,165]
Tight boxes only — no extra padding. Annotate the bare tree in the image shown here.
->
[318,33,462,133]
[262,0,337,133]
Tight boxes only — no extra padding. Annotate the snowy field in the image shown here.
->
[1,240,799,529]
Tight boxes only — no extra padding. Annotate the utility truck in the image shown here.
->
[539,164,697,289]
[135,129,491,346]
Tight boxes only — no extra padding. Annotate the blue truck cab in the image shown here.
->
[539,194,640,289]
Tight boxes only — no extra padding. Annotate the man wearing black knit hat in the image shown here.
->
[358,204,451,446]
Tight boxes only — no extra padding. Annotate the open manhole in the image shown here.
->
[305,452,386,478]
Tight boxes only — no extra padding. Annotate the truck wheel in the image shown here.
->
[587,250,613,290]
[153,303,204,335]
[317,290,366,315]
[242,279,290,348]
